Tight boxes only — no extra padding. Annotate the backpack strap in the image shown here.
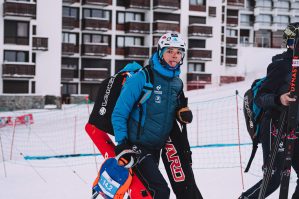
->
[244,111,264,172]
[136,65,154,140]
[244,140,258,172]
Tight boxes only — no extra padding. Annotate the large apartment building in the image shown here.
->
[1,0,298,101]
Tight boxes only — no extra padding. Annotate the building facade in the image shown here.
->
[1,0,297,101]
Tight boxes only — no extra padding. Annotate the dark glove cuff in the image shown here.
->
[177,107,193,124]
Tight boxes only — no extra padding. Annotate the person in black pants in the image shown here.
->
[239,22,299,199]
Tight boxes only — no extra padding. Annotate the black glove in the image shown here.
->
[115,140,141,168]
[177,107,193,124]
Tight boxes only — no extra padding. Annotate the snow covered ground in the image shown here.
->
[0,73,297,199]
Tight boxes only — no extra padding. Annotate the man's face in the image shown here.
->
[162,47,183,67]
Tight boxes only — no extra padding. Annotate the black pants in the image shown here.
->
[133,147,170,199]
[242,118,299,198]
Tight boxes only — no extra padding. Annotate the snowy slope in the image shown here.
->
[0,74,297,199]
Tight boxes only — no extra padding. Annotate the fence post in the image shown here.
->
[196,106,199,146]
[0,133,7,177]
[9,118,16,160]
[73,116,77,154]
[236,90,245,189]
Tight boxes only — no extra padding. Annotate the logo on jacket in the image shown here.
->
[155,95,161,103]
[154,85,162,95]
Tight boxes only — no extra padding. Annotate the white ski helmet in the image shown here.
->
[157,32,186,65]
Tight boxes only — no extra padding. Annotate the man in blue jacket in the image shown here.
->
[112,32,192,198]
[239,23,299,199]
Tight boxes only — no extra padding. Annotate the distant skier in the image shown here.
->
[239,23,299,199]
[112,32,193,198]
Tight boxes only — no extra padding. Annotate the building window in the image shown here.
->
[291,16,299,23]
[117,11,144,24]
[255,30,271,48]
[3,80,29,94]
[116,36,143,47]
[61,83,78,95]
[83,8,109,19]
[226,48,238,56]
[274,1,289,10]
[63,7,79,19]
[4,20,29,45]
[226,29,238,37]
[32,53,36,63]
[62,32,77,44]
[83,34,109,44]
[188,39,205,48]
[256,14,272,25]
[189,0,205,6]
[189,16,206,24]
[255,0,272,8]
[240,14,250,26]
[188,63,205,72]
[32,25,36,35]
[62,58,78,69]
[4,50,29,62]
[273,15,289,26]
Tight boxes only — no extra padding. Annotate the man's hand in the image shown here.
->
[280,92,296,106]
[115,141,141,168]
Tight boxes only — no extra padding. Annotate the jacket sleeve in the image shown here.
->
[255,62,288,109]
[112,72,146,144]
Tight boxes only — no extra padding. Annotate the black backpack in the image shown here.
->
[243,77,266,172]
[88,62,154,136]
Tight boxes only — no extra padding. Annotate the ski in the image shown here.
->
[85,123,153,199]
[258,109,287,199]
[279,34,299,199]
[161,120,203,199]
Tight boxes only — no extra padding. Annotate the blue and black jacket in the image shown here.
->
[112,53,183,150]
[255,48,292,115]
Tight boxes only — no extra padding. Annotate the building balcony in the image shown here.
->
[62,17,80,30]
[124,46,149,58]
[62,43,79,55]
[124,0,150,9]
[187,73,212,90]
[272,22,288,31]
[153,0,180,10]
[4,36,29,45]
[82,0,111,6]
[3,1,36,18]
[188,25,213,37]
[32,37,48,51]
[82,18,110,31]
[63,0,80,4]
[227,0,244,7]
[254,22,272,30]
[81,68,109,81]
[2,63,35,78]
[226,37,238,46]
[81,44,111,56]
[188,49,212,61]
[61,69,78,79]
[124,21,150,34]
[153,21,180,33]
[227,17,238,26]
[226,57,238,66]
[220,76,244,84]
[189,4,206,12]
